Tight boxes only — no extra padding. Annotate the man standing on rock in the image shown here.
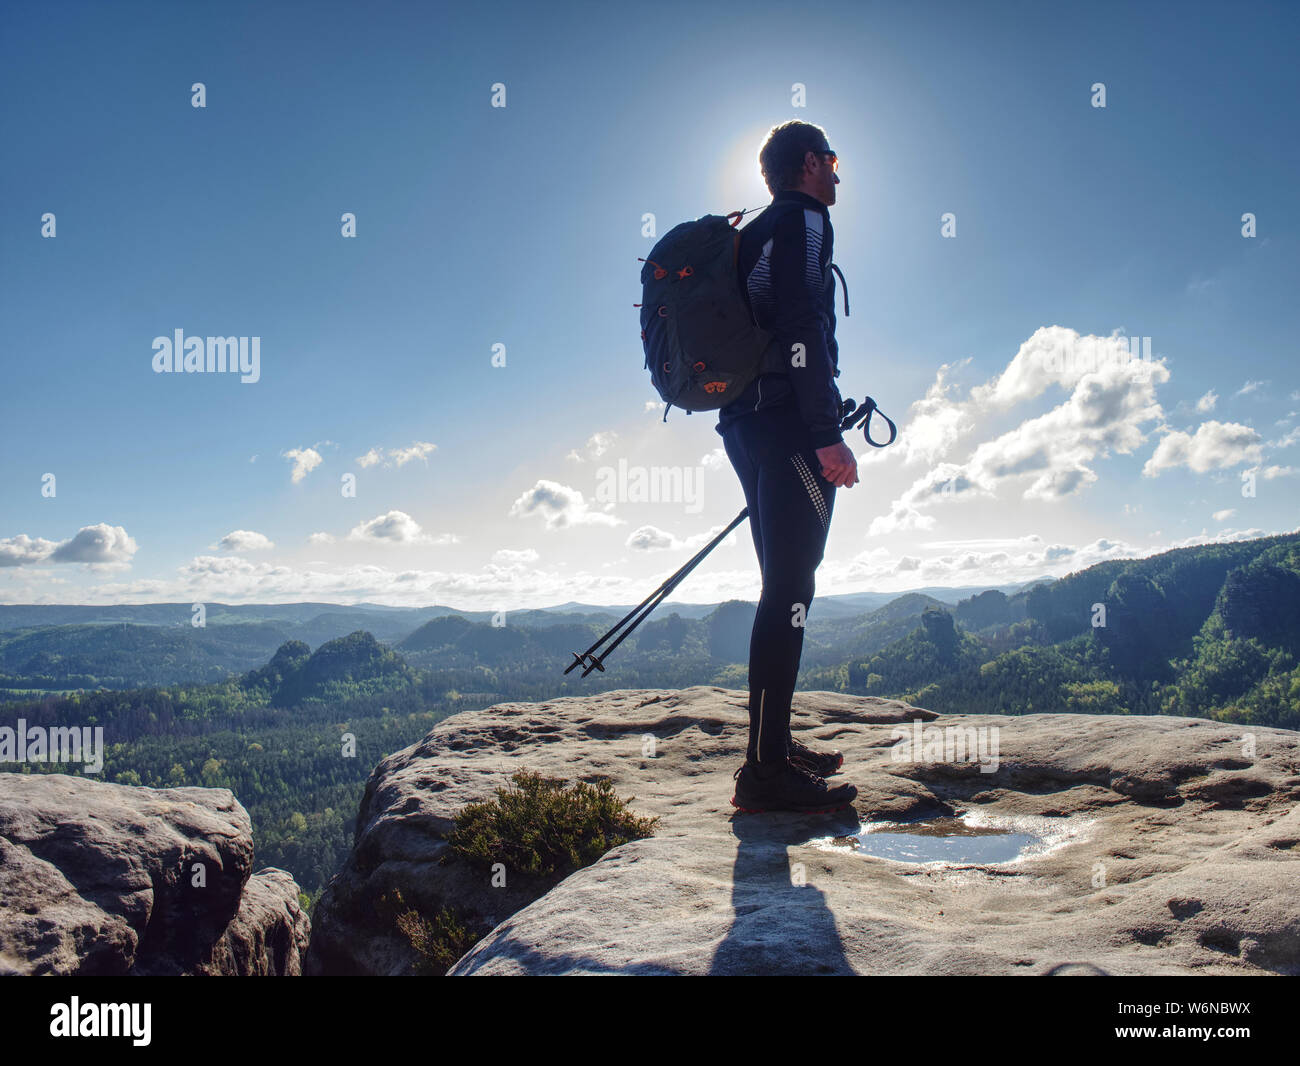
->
[720,120,859,814]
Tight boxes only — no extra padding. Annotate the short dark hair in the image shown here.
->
[758,120,831,196]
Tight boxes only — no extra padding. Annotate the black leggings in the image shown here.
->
[721,406,836,764]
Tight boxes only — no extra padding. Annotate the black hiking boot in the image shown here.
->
[788,736,844,777]
[730,758,857,814]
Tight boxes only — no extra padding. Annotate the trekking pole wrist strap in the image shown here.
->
[839,395,897,448]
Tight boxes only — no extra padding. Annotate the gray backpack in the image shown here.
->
[637,207,794,420]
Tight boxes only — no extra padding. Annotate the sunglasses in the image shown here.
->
[810,147,838,172]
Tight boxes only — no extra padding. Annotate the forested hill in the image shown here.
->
[831,531,1300,729]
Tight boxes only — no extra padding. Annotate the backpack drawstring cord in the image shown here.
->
[831,263,849,317]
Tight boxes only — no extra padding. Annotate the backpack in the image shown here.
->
[637,207,793,421]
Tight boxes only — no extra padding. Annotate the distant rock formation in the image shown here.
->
[0,774,309,975]
[309,686,1300,976]
[1219,563,1300,644]
[242,630,417,706]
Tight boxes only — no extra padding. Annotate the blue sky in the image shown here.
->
[2,0,1297,610]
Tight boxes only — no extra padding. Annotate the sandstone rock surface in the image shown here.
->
[0,773,309,975]
[306,686,1300,976]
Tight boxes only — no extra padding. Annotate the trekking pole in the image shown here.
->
[564,397,897,677]
[562,547,705,675]
[564,506,750,676]
[579,510,744,677]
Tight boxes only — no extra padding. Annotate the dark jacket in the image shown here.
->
[715,188,845,449]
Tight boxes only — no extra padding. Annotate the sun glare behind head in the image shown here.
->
[717,124,773,212]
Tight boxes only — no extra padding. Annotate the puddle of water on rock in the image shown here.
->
[808,810,1091,867]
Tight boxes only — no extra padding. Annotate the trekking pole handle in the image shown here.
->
[840,396,897,448]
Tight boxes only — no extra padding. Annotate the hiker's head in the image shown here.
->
[759,120,839,205]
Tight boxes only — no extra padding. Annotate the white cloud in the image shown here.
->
[492,548,539,565]
[816,532,1144,593]
[921,534,1045,551]
[83,553,662,609]
[389,441,437,466]
[966,349,1165,499]
[52,525,137,567]
[1142,421,1263,476]
[3,524,141,569]
[357,441,438,468]
[508,480,623,530]
[625,525,675,551]
[216,530,274,552]
[573,431,618,462]
[1167,527,1269,548]
[897,359,975,465]
[1236,379,1266,396]
[918,535,1128,579]
[345,510,456,545]
[1211,509,1236,522]
[1195,389,1218,412]
[901,463,990,507]
[871,328,1168,532]
[283,447,323,483]
[969,327,1145,409]
[868,503,938,537]
[0,534,61,567]
[308,532,336,544]
[854,441,896,467]
[700,447,730,471]
[624,523,740,553]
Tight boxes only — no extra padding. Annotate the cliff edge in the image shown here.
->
[307,686,1300,976]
